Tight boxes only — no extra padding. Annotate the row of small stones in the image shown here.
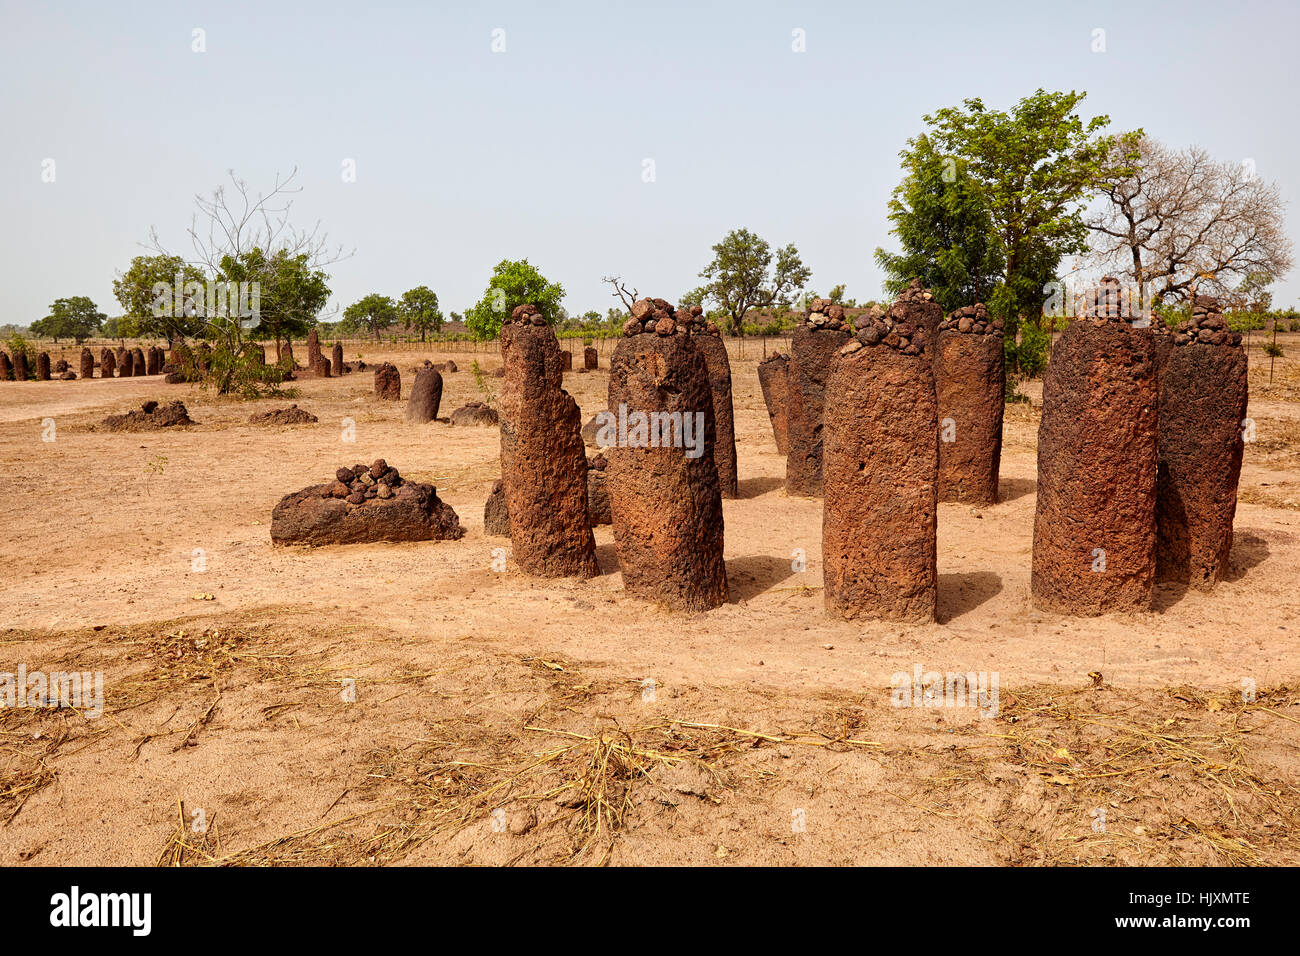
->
[323,460,406,505]
[937,305,1003,336]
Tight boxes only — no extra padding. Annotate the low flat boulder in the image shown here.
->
[101,401,196,431]
[450,401,499,427]
[249,404,318,425]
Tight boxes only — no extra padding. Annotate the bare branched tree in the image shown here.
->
[602,275,639,311]
[1088,137,1293,306]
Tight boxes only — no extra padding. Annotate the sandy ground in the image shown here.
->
[1,335,1297,866]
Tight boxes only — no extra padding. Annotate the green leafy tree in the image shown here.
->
[874,137,1005,313]
[236,248,332,359]
[399,285,444,341]
[920,90,1127,329]
[30,296,106,343]
[342,293,399,341]
[113,254,207,345]
[465,259,565,339]
[696,228,811,336]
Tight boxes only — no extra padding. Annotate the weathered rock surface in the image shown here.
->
[272,460,463,546]
[1032,316,1159,615]
[498,305,598,578]
[449,402,499,426]
[483,479,511,536]
[101,400,197,431]
[1156,296,1248,589]
[823,309,939,621]
[757,352,790,455]
[935,303,1004,504]
[786,317,851,496]
[607,298,727,611]
[248,404,319,425]
[405,367,444,423]
[374,363,401,400]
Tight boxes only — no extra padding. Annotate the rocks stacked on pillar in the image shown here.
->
[0,351,12,379]
[100,348,115,379]
[822,290,939,622]
[935,303,1005,504]
[373,363,401,400]
[757,352,791,454]
[36,353,51,380]
[606,297,728,611]
[584,347,598,370]
[1156,295,1248,589]
[678,305,738,497]
[785,299,851,495]
[1031,283,1160,615]
[332,342,344,375]
[498,303,598,578]
[271,459,463,546]
[405,367,444,423]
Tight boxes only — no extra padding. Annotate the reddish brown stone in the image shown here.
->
[1156,313,1248,589]
[584,347,598,370]
[1032,320,1159,615]
[80,348,94,379]
[406,367,444,423]
[560,350,573,372]
[758,352,790,455]
[100,348,115,379]
[499,318,598,578]
[332,342,344,376]
[117,347,133,377]
[586,454,611,525]
[248,404,318,425]
[935,314,1004,504]
[144,346,159,375]
[131,348,146,376]
[101,400,196,430]
[0,351,12,379]
[450,402,499,426]
[373,363,401,400]
[306,327,322,370]
[35,352,51,380]
[786,323,851,495]
[606,323,728,611]
[822,325,938,621]
[484,479,511,536]
[691,331,738,498]
[12,351,28,381]
[272,475,462,546]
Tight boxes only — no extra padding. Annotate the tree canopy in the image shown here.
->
[695,228,811,335]
[465,259,565,339]
[399,285,444,341]
[342,293,399,341]
[31,296,105,343]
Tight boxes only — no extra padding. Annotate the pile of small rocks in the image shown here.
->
[509,303,548,326]
[101,400,196,431]
[326,459,405,505]
[621,298,697,337]
[840,305,928,356]
[248,405,318,425]
[938,303,1003,336]
[1174,296,1242,347]
[804,298,849,331]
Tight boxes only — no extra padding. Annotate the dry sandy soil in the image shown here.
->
[1,335,1297,866]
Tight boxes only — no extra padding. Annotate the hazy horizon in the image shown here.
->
[2,0,1297,326]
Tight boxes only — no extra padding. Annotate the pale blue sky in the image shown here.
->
[2,0,1296,324]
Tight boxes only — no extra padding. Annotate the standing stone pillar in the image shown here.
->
[584,347,598,370]
[100,348,116,379]
[13,350,29,381]
[1032,294,1159,615]
[1156,296,1248,589]
[80,348,95,379]
[823,298,939,621]
[499,303,598,578]
[681,309,738,497]
[36,353,52,380]
[560,350,573,372]
[332,342,344,375]
[935,304,1005,504]
[374,363,401,400]
[115,347,130,377]
[406,367,444,423]
[131,347,146,376]
[307,328,322,371]
[0,351,12,379]
[786,300,851,495]
[758,352,790,455]
[604,298,727,610]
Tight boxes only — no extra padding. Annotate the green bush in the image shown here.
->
[1007,320,1051,378]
